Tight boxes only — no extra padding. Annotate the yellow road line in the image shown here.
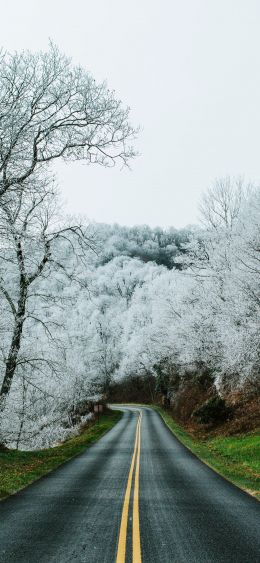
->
[116,413,141,563]
[133,411,142,563]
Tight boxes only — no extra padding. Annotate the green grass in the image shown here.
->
[153,406,260,500]
[0,409,122,501]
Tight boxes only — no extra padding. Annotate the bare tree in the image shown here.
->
[0,44,136,199]
[199,176,246,229]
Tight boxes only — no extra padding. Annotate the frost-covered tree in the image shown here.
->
[178,178,260,388]
[0,43,138,448]
[98,179,259,401]
[0,180,94,445]
[0,44,136,200]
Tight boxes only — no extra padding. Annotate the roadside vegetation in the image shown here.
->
[154,406,260,500]
[0,410,121,501]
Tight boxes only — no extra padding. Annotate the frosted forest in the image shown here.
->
[0,47,259,449]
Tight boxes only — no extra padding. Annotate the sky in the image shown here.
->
[1,1,260,227]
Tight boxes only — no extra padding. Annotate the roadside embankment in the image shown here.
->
[154,406,260,500]
[0,409,122,500]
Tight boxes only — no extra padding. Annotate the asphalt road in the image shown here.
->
[0,407,259,563]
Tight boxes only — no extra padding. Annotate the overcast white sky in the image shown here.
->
[2,1,260,227]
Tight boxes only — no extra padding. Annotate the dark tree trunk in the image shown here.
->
[0,284,27,410]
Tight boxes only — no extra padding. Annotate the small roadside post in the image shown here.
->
[94,403,103,424]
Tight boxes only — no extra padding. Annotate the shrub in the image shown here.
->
[193,396,232,425]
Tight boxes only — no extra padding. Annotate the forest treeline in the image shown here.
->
[95,181,260,434]
[0,46,259,449]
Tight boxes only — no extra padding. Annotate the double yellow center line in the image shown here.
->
[116,411,142,563]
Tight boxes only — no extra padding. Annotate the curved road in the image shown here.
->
[0,407,259,562]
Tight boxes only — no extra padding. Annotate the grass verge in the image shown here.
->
[153,406,260,500]
[0,409,122,501]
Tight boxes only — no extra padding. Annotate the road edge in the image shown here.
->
[0,409,123,503]
[150,405,260,503]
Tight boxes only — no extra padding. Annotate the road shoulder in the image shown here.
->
[151,405,260,501]
[0,409,122,501]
